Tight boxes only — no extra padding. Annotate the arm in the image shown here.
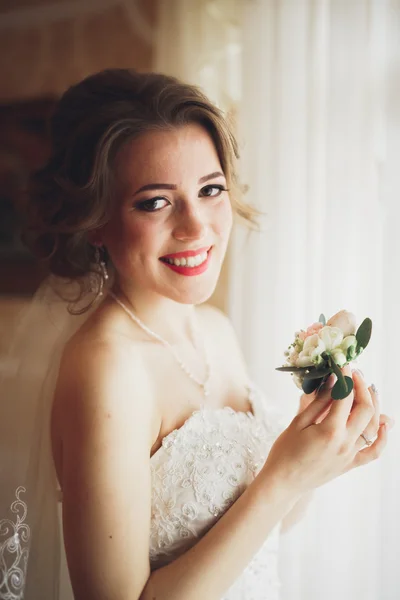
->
[278,389,325,534]
[280,490,315,534]
[57,337,156,600]
[140,471,300,600]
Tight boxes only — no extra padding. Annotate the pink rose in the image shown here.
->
[327,310,357,337]
[298,322,323,342]
[306,322,324,336]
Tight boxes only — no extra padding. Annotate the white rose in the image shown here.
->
[288,349,300,365]
[330,348,347,367]
[327,310,357,337]
[319,326,343,350]
[297,333,326,367]
[341,334,357,353]
[296,354,314,367]
[334,334,357,365]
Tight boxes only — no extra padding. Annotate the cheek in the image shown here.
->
[102,215,153,266]
[215,197,233,236]
[108,212,155,247]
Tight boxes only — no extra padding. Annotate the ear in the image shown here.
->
[87,231,103,246]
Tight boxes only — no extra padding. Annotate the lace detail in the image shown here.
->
[149,382,286,599]
[0,487,30,600]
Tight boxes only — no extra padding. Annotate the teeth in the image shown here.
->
[165,250,208,267]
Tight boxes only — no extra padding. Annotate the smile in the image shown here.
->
[161,251,208,268]
[159,247,212,276]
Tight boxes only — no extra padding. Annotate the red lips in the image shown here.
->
[160,246,211,260]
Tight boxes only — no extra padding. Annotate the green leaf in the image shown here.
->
[302,377,323,395]
[355,318,372,351]
[331,376,354,400]
[314,374,333,397]
[328,356,348,392]
[275,366,310,372]
[346,345,357,361]
[319,314,326,326]
[303,367,332,380]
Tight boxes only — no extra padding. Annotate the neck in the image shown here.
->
[109,284,199,349]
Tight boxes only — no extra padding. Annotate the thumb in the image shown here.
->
[314,373,337,400]
[295,374,336,428]
[295,395,334,428]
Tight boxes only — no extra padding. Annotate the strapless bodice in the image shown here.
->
[149,382,287,599]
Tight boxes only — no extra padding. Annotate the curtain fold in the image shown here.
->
[154,0,242,110]
[154,1,399,598]
[230,1,400,599]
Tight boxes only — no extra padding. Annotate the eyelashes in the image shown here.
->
[137,198,169,212]
[135,184,229,213]
[201,184,229,197]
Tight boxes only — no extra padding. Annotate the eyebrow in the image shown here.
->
[132,171,225,196]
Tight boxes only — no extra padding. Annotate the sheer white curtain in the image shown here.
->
[229,1,400,599]
[154,0,242,111]
[155,1,400,598]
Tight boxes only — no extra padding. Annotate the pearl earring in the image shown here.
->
[94,246,109,296]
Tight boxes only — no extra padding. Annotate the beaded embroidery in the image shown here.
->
[149,383,286,599]
[0,487,30,600]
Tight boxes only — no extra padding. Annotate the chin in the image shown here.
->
[168,279,219,305]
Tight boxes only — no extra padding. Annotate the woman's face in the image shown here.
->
[100,123,233,305]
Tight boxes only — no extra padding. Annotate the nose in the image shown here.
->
[173,203,208,242]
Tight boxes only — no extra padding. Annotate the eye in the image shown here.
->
[200,184,228,197]
[136,197,170,212]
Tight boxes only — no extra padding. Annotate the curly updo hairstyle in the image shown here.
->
[23,68,259,310]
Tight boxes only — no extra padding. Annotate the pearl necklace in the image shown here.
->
[108,291,211,397]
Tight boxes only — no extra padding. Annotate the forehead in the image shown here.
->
[114,123,222,189]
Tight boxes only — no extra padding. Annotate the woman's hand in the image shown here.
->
[260,366,394,497]
[297,369,394,434]
[297,369,394,428]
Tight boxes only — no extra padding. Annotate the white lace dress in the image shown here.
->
[149,382,287,600]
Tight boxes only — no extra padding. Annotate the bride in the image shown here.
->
[0,68,393,600]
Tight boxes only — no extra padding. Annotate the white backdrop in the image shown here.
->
[156,1,400,599]
[229,1,400,599]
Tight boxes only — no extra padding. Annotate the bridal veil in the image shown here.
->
[0,275,99,599]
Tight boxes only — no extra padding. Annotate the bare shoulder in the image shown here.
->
[52,324,155,596]
[53,322,155,455]
[60,323,151,384]
[58,323,152,400]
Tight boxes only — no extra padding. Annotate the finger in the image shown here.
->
[346,371,375,444]
[353,384,380,443]
[353,408,393,452]
[367,384,380,434]
[314,374,337,401]
[314,402,333,424]
[322,365,354,429]
[306,375,338,424]
[379,413,395,428]
[295,395,334,429]
[347,422,388,470]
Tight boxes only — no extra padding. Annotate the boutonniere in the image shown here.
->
[276,310,372,400]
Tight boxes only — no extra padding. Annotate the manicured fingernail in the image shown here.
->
[352,368,364,378]
[371,383,379,395]
[324,374,337,389]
